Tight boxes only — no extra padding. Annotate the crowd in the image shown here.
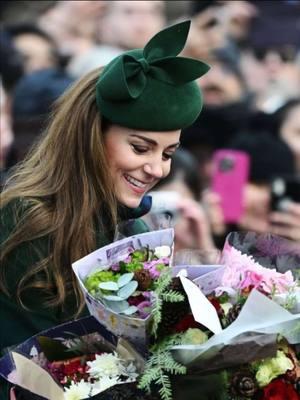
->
[0,1,300,399]
[1,0,299,251]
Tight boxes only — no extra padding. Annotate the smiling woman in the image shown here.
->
[104,126,180,208]
[0,21,209,398]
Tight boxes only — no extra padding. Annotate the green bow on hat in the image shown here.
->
[96,21,210,131]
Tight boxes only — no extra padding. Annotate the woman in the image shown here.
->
[0,20,209,365]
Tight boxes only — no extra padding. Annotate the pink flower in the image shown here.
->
[219,247,295,295]
[238,270,263,290]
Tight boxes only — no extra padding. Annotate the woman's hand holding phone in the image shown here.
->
[176,197,216,251]
[269,201,300,242]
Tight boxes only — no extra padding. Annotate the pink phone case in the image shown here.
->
[211,149,250,223]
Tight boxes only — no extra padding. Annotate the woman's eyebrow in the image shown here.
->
[130,134,180,148]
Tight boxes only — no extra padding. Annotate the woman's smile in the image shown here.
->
[104,125,181,208]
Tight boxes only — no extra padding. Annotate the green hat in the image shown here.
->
[96,21,210,131]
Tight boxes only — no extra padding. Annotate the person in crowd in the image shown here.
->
[181,50,252,187]
[0,29,23,185]
[239,0,300,114]
[5,23,60,74]
[38,1,107,73]
[7,68,73,167]
[272,99,300,173]
[230,132,300,242]
[0,21,210,398]
[149,148,217,254]
[183,0,226,62]
[68,0,167,78]
[3,24,73,168]
[0,82,14,181]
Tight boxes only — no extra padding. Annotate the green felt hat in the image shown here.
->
[96,21,210,131]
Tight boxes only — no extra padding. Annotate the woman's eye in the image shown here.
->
[132,144,148,154]
[163,153,173,161]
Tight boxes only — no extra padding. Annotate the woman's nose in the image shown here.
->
[143,161,167,179]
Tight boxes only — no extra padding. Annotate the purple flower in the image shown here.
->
[137,301,152,318]
[111,263,120,272]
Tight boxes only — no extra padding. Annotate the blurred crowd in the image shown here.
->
[1,0,300,249]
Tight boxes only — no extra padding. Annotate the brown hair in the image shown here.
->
[0,68,118,316]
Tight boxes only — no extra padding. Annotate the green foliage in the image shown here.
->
[138,331,188,400]
[151,295,163,337]
[161,290,184,303]
[123,261,143,273]
[84,270,119,296]
[138,350,186,400]
[150,271,185,338]
[37,336,80,361]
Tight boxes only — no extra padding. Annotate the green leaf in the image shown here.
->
[37,336,80,362]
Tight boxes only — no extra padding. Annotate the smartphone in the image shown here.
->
[270,176,300,211]
[211,149,250,223]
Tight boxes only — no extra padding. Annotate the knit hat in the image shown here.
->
[96,21,210,131]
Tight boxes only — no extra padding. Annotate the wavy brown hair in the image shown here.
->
[0,68,118,317]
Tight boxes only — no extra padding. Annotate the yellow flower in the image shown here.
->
[255,350,294,387]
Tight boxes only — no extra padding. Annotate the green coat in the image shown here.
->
[0,198,149,399]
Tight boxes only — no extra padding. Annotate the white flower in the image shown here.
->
[64,380,91,400]
[91,376,120,395]
[87,352,122,379]
[154,245,171,258]
[124,362,138,380]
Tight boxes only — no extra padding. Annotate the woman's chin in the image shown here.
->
[117,194,143,209]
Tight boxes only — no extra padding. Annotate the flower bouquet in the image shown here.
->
[72,229,176,351]
[1,231,299,400]
[0,316,150,400]
[136,232,300,400]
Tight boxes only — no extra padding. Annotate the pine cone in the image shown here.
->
[156,277,190,337]
[230,370,258,398]
[134,269,152,291]
[226,303,243,325]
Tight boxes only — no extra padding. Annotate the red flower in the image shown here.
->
[207,296,224,317]
[173,314,200,333]
[63,358,82,376]
[260,378,299,400]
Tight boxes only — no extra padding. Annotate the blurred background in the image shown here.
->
[1,0,300,248]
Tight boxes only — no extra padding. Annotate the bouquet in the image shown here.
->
[72,229,177,351]
[0,316,149,400]
[136,232,300,400]
[1,231,299,400]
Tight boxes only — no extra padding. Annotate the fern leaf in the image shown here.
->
[161,290,184,302]
[157,373,173,400]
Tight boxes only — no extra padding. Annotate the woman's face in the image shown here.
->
[104,125,181,208]
[238,183,271,233]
